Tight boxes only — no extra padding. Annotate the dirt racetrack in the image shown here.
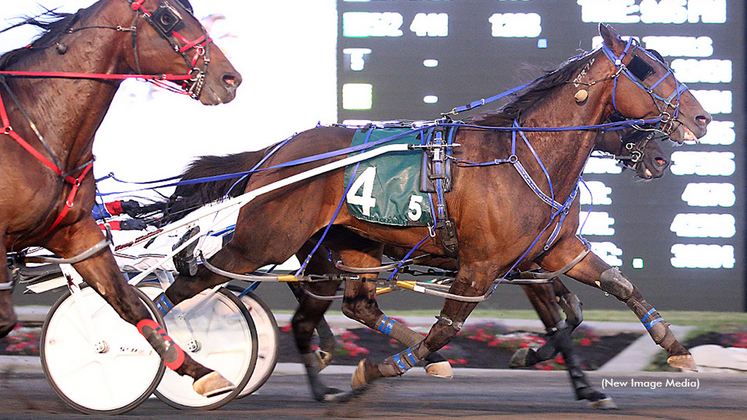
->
[0,366,744,419]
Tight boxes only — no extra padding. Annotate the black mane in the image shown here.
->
[0,11,81,70]
[467,50,597,127]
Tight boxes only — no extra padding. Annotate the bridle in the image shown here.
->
[0,0,213,238]
[600,38,688,136]
[127,0,211,99]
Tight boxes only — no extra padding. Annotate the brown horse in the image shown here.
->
[163,23,709,402]
[150,116,669,407]
[0,0,241,397]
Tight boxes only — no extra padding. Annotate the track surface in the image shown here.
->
[0,367,745,419]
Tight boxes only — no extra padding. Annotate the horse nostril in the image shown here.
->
[696,115,711,127]
[223,74,241,88]
[655,157,668,168]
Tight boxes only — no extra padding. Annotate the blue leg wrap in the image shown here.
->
[640,307,664,331]
[154,293,174,315]
[376,315,397,335]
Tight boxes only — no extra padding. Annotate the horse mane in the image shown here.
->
[0,11,81,70]
[467,50,597,127]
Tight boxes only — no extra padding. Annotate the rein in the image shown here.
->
[0,0,210,238]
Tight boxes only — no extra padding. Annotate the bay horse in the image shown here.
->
[162,23,709,402]
[153,115,669,408]
[0,0,241,397]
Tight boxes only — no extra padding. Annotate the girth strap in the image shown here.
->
[423,125,459,258]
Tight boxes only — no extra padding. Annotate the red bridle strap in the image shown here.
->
[0,87,95,235]
[0,94,66,180]
[44,160,94,235]
[0,70,192,81]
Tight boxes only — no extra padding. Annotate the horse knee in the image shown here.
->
[341,301,380,328]
[596,268,634,300]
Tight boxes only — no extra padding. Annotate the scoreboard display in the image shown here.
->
[336,0,746,311]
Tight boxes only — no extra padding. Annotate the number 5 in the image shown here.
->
[407,195,423,221]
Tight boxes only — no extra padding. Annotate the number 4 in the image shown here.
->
[347,166,377,216]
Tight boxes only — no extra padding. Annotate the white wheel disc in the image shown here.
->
[140,285,257,410]
[41,286,164,415]
[228,288,279,397]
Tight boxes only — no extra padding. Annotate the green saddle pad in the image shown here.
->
[344,127,434,226]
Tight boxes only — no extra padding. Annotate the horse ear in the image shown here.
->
[599,23,623,52]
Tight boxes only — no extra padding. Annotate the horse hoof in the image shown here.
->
[351,359,377,390]
[589,396,618,410]
[667,354,698,372]
[509,348,541,368]
[324,384,371,403]
[424,360,453,379]
[509,348,531,368]
[193,371,235,397]
[316,348,333,371]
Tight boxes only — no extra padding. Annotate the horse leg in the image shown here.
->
[46,220,233,396]
[0,241,18,338]
[333,239,453,382]
[351,263,494,388]
[510,282,563,368]
[553,278,583,329]
[290,276,343,400]
[540,241,696,371]
[509,279,613,408]
[511,276,583,368]
[288,282,336,370]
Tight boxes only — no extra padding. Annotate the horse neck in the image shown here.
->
[518,81,612,199]
[3,0,130,173]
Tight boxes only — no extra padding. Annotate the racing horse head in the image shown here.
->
[594,126,670,179]
[596,24,709,143]
[121,0,241,104]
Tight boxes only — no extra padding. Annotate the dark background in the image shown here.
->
[336,0,746,312]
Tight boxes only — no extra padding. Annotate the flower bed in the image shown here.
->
[0,323,41,356]
[277,319,641,371]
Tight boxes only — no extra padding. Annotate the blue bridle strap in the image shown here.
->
[601,38,688,122]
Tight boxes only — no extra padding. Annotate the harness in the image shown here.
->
[600,38,688,136]
[1,0,212,247]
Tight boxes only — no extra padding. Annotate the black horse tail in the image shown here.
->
[159,146,272,225]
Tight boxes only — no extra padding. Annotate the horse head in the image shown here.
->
[594,126,670,179]
[123,0,241,104]
[597,23,710,143]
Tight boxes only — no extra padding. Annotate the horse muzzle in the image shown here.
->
[199,70,242,105]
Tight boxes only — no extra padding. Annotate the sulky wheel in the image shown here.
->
[41,285,165,415]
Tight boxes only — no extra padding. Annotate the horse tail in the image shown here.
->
[159,146,273,225]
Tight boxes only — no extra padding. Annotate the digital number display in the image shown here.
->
[337,0,745,311]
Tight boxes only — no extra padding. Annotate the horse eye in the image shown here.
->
[160,15,173,26]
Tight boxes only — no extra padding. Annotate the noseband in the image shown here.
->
[127,0,210,99]
[601,38,688,136]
